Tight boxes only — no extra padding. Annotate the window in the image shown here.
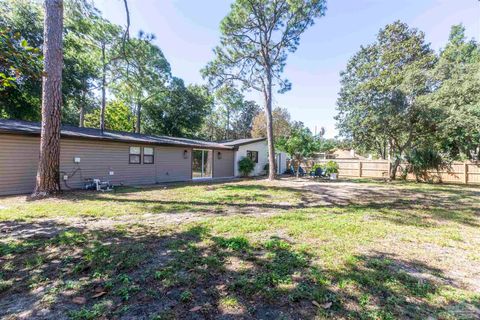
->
[129,146,141,164]
[247,150,258,163]
[143,147,154,164]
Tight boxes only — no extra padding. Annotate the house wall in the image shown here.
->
[213,149,234,178]
[60,139,192,188]
[60,138,155,189]
[154,146,192,182]
[233,140,268,176]
[0,134,194,196]
[0,134,40,195]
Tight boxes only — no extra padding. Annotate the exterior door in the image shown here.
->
[192,149,212,179]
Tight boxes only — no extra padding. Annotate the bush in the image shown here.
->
[238,157,255,177]
[403,149,450,182]
[324,161,339,175]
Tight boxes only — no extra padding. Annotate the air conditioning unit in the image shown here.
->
[84,178,113,192]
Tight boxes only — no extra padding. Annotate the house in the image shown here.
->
[0,119,272,196]
[222,138,288,176]
[222,138,268,176]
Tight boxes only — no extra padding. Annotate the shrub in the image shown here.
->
[324,161,339,175]
[238,157,255,177]
[403,149,450,182]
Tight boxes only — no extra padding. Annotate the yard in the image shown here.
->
[0,178,479,319]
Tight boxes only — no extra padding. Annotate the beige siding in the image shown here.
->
[61,140,192,188]
[155,146,192,182]
[60,139,157,189]
[0,134,39,195]
[0,134,197,196]
[213,149,234,178]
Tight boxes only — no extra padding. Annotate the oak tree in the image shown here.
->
[84,99,134,132]
[429,25,480,160]
[143,79,212,137]
[251,106,292,139]
[336,21,437,179]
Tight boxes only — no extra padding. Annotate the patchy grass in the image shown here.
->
[0,180,302,220]
[0,178,479,319]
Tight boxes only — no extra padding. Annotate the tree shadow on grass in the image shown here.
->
[1,221,479,319]
[87,183,480,228]
[331,201,480,228]
[5,178,479,227]
[0,220,76,240]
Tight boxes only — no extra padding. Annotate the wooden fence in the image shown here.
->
[296,159,480,185]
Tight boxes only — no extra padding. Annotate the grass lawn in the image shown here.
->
[0,178,479,319]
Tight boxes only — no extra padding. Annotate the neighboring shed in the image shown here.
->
[0,119,239,196]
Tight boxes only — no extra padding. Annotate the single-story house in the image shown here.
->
[0,119,276,196]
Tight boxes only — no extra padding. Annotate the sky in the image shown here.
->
[93,0,480,138]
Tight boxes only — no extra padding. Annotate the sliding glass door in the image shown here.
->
[192,149,212,179]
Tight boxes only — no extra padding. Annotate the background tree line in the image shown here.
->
[336,21,480,179]
[0,0,266,140]
[2,0,330,184]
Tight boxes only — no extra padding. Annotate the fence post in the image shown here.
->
[464,162,468,184]
[358,161,362,177]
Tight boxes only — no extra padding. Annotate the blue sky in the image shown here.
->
[93,0,480,138]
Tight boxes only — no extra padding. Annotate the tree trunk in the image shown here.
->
[264,68,276,180]
[79,82,86,127]
[79,103,85,127]
[33,0,63,197]
[226,108,230,140]
[295,160,300,179]
[135,101,141,133]
[100,42,106,132]
[390,157,401,180]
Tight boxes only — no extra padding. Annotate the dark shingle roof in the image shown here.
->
[0,119,234,150]
[221,137,267,147]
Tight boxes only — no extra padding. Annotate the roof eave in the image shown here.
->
[224,137,267,147]
[0,128,234,150]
